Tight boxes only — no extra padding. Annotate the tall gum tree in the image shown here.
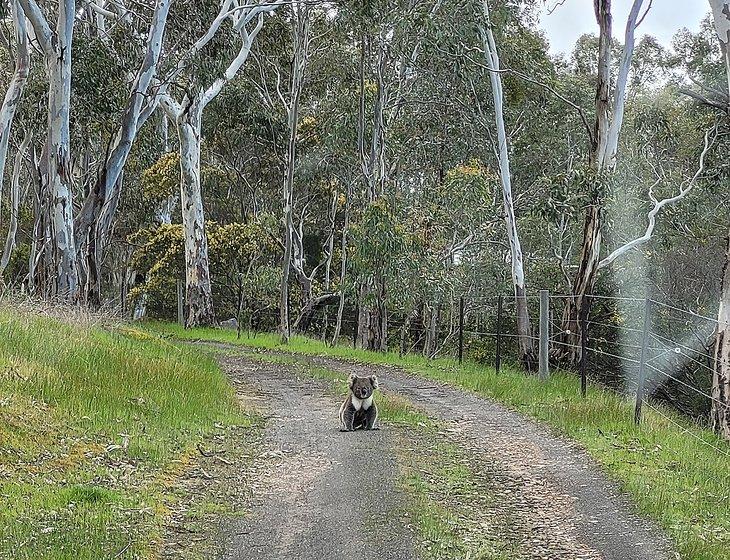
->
[18,0,78,299]
[73,0,173,306]
[355,0,442,351]
[0,0,30,227]
[158,0,282,327]
[478,0,535,367]
[708,0,730,439]
[558,0,646,359]
[278,4,311,343]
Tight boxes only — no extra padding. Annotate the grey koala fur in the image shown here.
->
[338,373,379,431]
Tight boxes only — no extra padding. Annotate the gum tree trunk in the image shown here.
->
[74,0,172,306]
[0,0,29,209]
[709,0,730,439]
[279,8,309,343]
[19,0,79,300]
[46,0,78,299]
[560,0,645,361]
[480,0,535,367]
[713,231,730,439]
[0,132,31,277]
[177,114,215,328]
[157,0,278,327]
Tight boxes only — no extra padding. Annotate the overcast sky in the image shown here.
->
[538,0,710,56]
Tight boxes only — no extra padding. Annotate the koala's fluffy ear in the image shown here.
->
[370,375,379,389]
[348,373,357,389]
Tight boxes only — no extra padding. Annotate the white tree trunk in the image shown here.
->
[0,0,30,212]
[713,231,730,440]
[19,0,79,300]
[47,0,78,299]
[177,114,215,327]
[279,5,310,343]
[155,0,276,327]
[709,0,730,439]
[708,1,730,99]
[480,0,534,366]
[601,0,645,169]
[0,132,31,277]
[561,0,644,360]
[74,0,172,305]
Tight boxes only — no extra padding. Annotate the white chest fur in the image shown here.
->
[351,395,373,411]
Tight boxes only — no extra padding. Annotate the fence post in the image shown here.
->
[176,279,184,328]
[539,290,549,380]
[580,294,590,398]
[495,294,503,374]
[635,298,652,425]
[353,303,359,348]
[458,296,465,365]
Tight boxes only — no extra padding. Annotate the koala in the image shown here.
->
[339,373,379,431]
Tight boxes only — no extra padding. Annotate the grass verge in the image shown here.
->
[0,309,259,559]
[148,322,730,560]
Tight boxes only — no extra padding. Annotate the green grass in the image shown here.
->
[148,322,730,560]
[0,309,253,559]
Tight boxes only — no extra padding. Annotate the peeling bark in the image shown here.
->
[712,230,730,439]
[158,0,277,327]
[178,116,215,327]
[709,0,730,439]
[560,0,645,361]
[74,0,172,306]
[0,0,30,212]
[18,0,79,300]
[0,132,31,278]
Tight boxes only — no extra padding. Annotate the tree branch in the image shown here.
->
[598,124,717,270]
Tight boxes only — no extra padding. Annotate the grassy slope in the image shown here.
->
[0,310,252,559]
[147,323,730,560]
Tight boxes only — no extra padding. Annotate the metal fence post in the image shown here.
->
[580,294,590,398]
[635,298,652,425]
[539,290,549,380]
[177,279,184,327]
[353,303,359,348]
[458,296,465,365]
[495,294,503,374]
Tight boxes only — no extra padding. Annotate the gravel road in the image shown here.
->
[216,349,676,560]
[309,355,676,560]
[220,355,416,560]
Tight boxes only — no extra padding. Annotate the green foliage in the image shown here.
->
[129,218,279,319]
[141,152,180,204]
[350,199,412,278]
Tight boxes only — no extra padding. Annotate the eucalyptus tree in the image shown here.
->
[73,0,173,307]
[554,0,648,358]
[0,0,29,225]
[156,0,283,327]
[478,0,535,366]
[708,0,730,439]
[17,0,78,299]
[349,0,443,351]
[277,4,312,343]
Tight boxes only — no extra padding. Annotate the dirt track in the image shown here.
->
[218,350,675,560]
[220,355,416,560]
